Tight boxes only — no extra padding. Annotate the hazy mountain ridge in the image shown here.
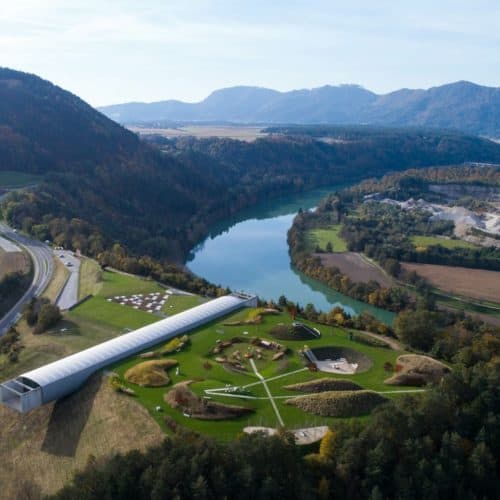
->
[99,81,500,137]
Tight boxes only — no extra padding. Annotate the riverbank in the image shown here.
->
[187,186,395,325]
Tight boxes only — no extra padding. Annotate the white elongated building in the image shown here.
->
[0,292,257,413]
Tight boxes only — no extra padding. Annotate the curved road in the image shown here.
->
[0,222,54,335]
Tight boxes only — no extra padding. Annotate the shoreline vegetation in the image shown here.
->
[288,165,500,317]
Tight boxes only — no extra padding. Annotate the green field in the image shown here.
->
[306,225,348,252]
[69,297,159,331]
[411,235,478,249]
[162,294,207,315]
[110,307,411,441]
[0,170,40,188]
[99,270,164,297]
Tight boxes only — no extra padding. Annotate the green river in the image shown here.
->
[187,186,395,325]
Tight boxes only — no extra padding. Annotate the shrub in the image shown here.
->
[383,362,394,373]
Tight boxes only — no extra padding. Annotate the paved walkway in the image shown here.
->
[249,358,284,427]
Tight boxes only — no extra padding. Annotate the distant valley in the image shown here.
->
[99,81,500,137]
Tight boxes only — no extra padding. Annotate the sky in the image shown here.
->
[1,0,499,106]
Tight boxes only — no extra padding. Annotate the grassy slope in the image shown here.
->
[306,225,348,252]
[41,257,69,303]
[78,257,102,299]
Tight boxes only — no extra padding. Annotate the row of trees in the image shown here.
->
[23,298,61,334]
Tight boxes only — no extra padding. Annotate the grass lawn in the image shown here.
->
[163,294,207,315]
[42,257,69,303]
[411,235,478,250]
[111,308,412,440]
[100,270,164,297]
[306,225,348,252]
[68,297,159,331]
[78,258,103,299]
[0,170,40,188]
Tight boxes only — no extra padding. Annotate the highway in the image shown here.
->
[0,222,54,336]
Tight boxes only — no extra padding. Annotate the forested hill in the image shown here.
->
[99,81,500,137]
[2,68,500,272]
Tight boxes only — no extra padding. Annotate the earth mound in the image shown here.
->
[284,377,363,393]
[165,381,254,420]
[270,322,320,340]
[285,390,387,417]
[124,359,178,387]
[385,354,450,386]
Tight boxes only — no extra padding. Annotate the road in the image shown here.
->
[54,250,81,310]
[0,222,54,335]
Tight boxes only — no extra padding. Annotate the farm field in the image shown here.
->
[402,263,500,303]
[317,251,393,287]
[306,225,348,252]
[129,125,265,142]
[411,235,479,249]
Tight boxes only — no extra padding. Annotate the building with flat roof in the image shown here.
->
[0,293,257,412]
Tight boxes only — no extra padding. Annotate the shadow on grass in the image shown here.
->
[41,374,101,457]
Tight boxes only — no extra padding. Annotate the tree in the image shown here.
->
[325,241,333,252]
[34,303,61,334]
[394,309,439,350]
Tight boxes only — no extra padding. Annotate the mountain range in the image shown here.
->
[99,81,500,137]
[2,66,500,266]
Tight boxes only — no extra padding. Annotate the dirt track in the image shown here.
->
[402,263,500,303]
[317,252,393,287]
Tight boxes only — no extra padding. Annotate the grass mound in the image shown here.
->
[270,322,319,340]
[165,382,254,420]
[284,377,363,393]
[385,354,450,387]
[158,335,189,355]
[310,346,372,372]
[285,390,387,417]
[125,359,178,387]
[224,307,280,326]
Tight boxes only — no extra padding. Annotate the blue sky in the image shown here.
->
[1,1,499,106]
